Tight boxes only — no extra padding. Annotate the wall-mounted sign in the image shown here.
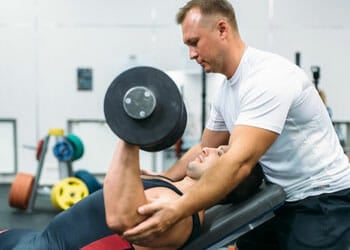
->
[77,68,93,91]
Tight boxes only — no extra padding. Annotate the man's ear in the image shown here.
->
[217,19,229,38]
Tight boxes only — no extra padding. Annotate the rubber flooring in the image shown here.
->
[0,184,58,231]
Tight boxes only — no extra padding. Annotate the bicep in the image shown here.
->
[228,125,278,168]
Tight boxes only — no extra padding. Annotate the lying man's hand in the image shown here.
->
[140,168,158,176]
[122,200,181,244]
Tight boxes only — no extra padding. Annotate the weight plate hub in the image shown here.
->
[53,140,74,162]
[123,86,157,119]
[104,66,187,152]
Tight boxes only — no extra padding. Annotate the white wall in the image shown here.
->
[1,0,350,182]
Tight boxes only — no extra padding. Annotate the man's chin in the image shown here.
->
[202,65,212,73]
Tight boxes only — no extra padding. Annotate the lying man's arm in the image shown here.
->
[122,125,278,243]
[103,141,147,234]
[103,140,204,249]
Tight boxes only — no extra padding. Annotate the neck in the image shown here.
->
[223,38,247,79]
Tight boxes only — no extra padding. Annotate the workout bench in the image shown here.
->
[182,182,285,250]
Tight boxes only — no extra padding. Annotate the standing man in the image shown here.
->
[124,1,350,249]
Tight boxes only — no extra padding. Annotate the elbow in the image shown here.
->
[103,179,133,233]
[105,212,134,234]
[105,213,120,233]
[239,163,253,179]
[105,214,124,233]
[229,163,264,202]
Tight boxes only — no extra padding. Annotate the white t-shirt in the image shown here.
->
[206,47,350,201]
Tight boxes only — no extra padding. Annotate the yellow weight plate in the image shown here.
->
[51,177,89,210]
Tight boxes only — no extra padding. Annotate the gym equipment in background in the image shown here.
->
[51,177,89,210]
[8,129,87,212]
[74,169,102,194]
[8,173,35,210]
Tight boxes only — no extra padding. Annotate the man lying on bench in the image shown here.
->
[0,140,263,250]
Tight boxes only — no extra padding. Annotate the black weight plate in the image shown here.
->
[104,66,185,151]
[141,103,187,152]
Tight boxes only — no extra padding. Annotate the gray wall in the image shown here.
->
[1,0,350,182]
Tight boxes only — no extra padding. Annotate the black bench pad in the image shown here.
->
[182,183,285,250]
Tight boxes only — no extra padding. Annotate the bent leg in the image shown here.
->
[0,229,43,250]
[43,189,116,249]
[0,190,120,250]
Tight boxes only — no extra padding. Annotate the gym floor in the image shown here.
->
[0,184,58,231]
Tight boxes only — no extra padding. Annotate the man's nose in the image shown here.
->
[202,147,209,156]
[189,47,198,60]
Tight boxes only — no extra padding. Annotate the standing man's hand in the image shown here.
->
[122,200,181,244]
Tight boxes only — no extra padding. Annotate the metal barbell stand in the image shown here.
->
[26,128,72,213]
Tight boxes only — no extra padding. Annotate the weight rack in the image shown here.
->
[23,128,73,213]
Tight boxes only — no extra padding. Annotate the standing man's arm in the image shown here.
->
[163,129,230,181]
[122,125,278,243]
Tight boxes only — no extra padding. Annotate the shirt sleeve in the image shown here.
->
[236,72,300,134]
[206,105,228,131]
[206,89,228,131]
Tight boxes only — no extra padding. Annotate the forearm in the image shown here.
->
[163,143,202,181]
[164,129,229,181]
[174,126,278,219]
[103,141,147,233]
[176,156,252,218]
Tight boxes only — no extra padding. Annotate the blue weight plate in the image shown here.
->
[74,170,102,194]
[53,141,74,162]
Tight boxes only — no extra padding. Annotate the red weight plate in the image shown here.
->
[36,139,44,161]
[8,173,35,209]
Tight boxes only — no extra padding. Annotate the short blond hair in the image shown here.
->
[176,0,239,31]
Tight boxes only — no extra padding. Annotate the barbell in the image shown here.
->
[104,66,187,152]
